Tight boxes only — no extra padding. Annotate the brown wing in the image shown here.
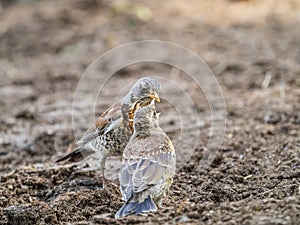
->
[78,103,122,145]
[55,103,122,163]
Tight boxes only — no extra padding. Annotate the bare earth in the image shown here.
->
[0,0,299,224]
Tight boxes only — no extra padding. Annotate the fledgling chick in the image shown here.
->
[55,77,161,186]
[115,100,176,218]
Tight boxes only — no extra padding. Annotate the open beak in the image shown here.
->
[150,99,156,106]
[148,94,160,103]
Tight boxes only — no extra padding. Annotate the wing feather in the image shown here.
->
[119,134,175,201]
[76,103,122,145]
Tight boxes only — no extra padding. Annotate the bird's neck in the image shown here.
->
[121,103,135,133]
[121,103,131,119]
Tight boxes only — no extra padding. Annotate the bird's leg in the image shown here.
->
[155,192,167,209]
[100,164,120,191]
[100,156,107,189]
[98,154,119,190]
[101,166,106,189]
[156,198,164,209]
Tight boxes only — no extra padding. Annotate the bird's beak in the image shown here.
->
[148,94,160,103]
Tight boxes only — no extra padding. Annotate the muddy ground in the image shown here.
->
[0,0,300,224]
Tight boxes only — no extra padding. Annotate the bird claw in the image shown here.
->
[101,177,119,192]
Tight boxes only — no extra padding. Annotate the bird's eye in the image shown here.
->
[153,111,157,116]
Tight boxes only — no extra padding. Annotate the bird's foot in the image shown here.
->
[101,177,119,192]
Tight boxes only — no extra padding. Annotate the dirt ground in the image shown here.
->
[0,0,300,224]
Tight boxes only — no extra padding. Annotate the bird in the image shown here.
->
[55,77,161,187]
[115,99,176,218]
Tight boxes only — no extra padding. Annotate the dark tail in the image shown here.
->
[115,196,157,219]
[55,148,94,163]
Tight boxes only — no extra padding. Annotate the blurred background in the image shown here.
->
[0,0,299,224]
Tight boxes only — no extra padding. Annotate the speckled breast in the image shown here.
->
[100,121,132,156]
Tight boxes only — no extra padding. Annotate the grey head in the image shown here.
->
[123,77,161,107]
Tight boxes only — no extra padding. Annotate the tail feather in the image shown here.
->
[55,148,94,163]
[115,196,157,219]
